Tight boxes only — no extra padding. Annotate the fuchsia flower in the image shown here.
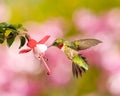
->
[19,35,51,75]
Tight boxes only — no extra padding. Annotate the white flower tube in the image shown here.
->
[33,44,51,75]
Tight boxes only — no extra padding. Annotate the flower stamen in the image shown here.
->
[40,54,51,75]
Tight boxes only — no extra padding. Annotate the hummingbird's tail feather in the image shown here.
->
[81,55,87,63]
[72,54,88,78]
[72,63,86,78]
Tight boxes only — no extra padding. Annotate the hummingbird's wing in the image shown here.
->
[71,39,102,51]
[72,54,88,78]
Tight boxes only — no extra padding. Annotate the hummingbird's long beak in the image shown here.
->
[48,42,55,48]
[48,44,53,48]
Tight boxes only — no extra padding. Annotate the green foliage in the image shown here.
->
[19,36,26,49]
[0,33,4,43]
[0,22,27,48]
[7,32,17,47]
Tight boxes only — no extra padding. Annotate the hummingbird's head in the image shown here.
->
[51,38,64,48]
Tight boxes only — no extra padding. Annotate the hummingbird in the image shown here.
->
[51,38,102,78]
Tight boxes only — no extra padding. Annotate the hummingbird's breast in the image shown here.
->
[62,45,78,60]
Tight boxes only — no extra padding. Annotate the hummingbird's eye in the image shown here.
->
[52,41,58,46]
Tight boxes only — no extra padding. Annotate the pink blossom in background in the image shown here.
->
[0,44,42,96]
[73,9,100,34]
[0,75,42,96]
[7,41,42,74]
[73,8,120,95]
[73,8,120,72]
[105,8,120,41]
[108,71,120,96]
[0,45,8,64]
[106,8,120,31]
[73,8,120,39]
[73,9,112,35]
[24,18,65,46]
[46,47,72,86]
[27,79,44,96]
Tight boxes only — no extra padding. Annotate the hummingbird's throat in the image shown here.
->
[58,44,63,49]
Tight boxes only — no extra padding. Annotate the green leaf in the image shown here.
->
[15,24,22,29]
[0,33,4,44]
[0,28,4,33]
[7,24,17,30]
[19,36,26,49]
[21,27,27,31]
[16,24,27,31]
[0,22,28,47]
[7,33,16,47]
[0,22,9,28]
[8,24,27,33]
[0,38,4,43]
[5,30,11,37]
[0,22,9,33]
